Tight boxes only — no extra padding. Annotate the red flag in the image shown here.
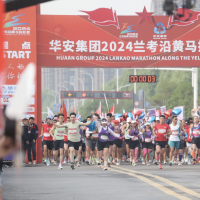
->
[109,104,115,115]
[167,8,200,28]
[59,97,67,121]
[80,8,120,29]
[96,102,102,117]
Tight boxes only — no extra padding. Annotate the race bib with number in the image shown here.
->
[44,133,50,137]
[193,130,200,137]
[145,138,151,143]
[132,136,138,141]
[57,131,64,137]
[172,130,179,135]
[100,135,108,141]
[68,128,77,135]
[92,133,98,138]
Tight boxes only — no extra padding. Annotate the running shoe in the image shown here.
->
[169,161,173,166]
[98,163,101,168]
[188,159,192,165]
[63,158,67,164]
[163,160,167,164]
[147,163,150,166]
[62,160,65,165]
[85,160,90,165]
[112,160,116,165]
[142,161,145,165]
[126,158,130,162]
[116,162,120,166]
[196,158,199,163]
[154,160,158,165]
[103,166,108,171]
[43,159,47,165]
[108,162,111,167]
[33,160,36,165]
[149,160,152,163]
[178,162,182,166]
[133,163,137,166]
[193,161,196,165]
[28,162,32,165]
[92,157,96,164]
[77,162,81,167]
[53,161,57,166]
[70,162,75,170]
[47,160,50,166]
[58,164,63,169]
[159,164,162,169]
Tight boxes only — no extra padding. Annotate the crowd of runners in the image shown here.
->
[34,111,200,171]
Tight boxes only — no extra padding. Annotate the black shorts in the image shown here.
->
[142,142,153,149]
[192,137,200,148]
[125,139,130,145]
[114,139,122,148]
[109,141,114,146]
[68,140,81,151]
[43,140,53,150]
[129,140,140,149]
[54,140,64,150]
[64,141,69,144]
[179,142,186,149]
[156,141,167,149]
[82,143,86,152]
[98,140,109,151]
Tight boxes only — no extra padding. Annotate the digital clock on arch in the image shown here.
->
[129,75,156,83]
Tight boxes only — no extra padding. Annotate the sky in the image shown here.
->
[40,0,153,15]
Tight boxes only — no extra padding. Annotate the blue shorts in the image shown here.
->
[170,141,180,149]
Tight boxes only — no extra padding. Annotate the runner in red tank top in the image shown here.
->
[39,118,53,165]
[153,115,171,169]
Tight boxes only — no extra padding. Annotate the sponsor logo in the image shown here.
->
[4,14,30,28]
[119,23,138,38]
[158,129,166,133]
[1,86,7,94]
[154,22,166,34]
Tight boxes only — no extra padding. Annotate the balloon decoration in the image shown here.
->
[128,112,133,119]
[164,109,172,117]
[115,113,122,119]
[127,117,132,123]
[150,116,155,123]
[76,115,82,122]
[172,109,182,116]
[116,117,123,123]
[138,112,145,119]
[123,112,129,121]
[86,121,96,131]
[134,110,142,118]
[123,109,126,114]
[156,110,161,117]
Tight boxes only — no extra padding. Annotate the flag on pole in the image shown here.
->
[103,91,109,112]
[109,104,115,115]
[59,96,67,121]
[96,101,102,117]
[47,106,54,119]
[78,111,80,115]
[74,107,76,114]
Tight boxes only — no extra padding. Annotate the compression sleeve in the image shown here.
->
[108,127,119,138]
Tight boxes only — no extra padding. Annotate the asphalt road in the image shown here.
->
[2,162,200,200]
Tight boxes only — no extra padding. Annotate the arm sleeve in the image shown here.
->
[108,127,120,138]
[95,120,101,133]
[184,132,188,139]
[126,131,134,139]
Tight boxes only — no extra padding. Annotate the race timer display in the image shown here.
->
[129,75,156,83]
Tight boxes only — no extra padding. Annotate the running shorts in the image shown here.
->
[170,141,180,149]
[122,141,126,148]
[125,139,130,145]
[43,140,53,150]
[156,141,167,149]
[97,140,109,151]
[179,142,186,149]
[142,142,153,149]
[86,139,97,151]
[68,140,81,151]
[192,137,200,148]
[114,139,122,148]
[64,141,69,144]
[109,141,114,146]
[82,143,86,152]
[187,142,193,149]
[54,140,64,150]
[129,140,140,149]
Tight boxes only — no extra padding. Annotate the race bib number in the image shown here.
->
[68,128,77,135]
[132,136,138,141]
[172,130,179,135]
[193,130,200,137]
[44,133,50,137]
[100,135,108,141]
[92,133,98,138]
[57,131,64,137]
[145,138,151,143]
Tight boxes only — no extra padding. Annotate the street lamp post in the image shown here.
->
[117,84,131,105]
[100,68,105,91]
[52,90,60,104]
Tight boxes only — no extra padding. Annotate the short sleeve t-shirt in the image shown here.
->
[154,123,170,141]
[43,124,53,141]
[66,121,83,142]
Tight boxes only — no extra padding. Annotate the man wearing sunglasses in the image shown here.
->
[169,116,185,166]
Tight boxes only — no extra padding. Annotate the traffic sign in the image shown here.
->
[53,103,61,113]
